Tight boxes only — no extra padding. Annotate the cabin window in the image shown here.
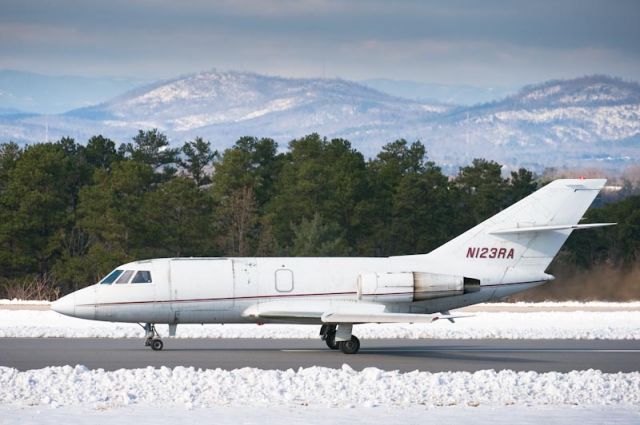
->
[131,270,152,284]
[115,270,134,284]
[275,269,294,292]
[100,269,123,285]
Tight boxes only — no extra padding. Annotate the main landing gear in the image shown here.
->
[320,324,361,354]
[142,323,163,351]
[320,324,339,350]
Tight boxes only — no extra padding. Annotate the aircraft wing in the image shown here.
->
[242,300,461,324]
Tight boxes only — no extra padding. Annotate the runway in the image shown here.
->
[1,338,639,372]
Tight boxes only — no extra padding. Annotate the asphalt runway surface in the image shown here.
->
[1,338,639,372]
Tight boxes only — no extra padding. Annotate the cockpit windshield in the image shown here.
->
[100,269,123,284]
[116,270,135,284]
[99,269,152,285]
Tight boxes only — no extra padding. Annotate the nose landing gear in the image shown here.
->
[150,338,163,351]
[142,323,163,351]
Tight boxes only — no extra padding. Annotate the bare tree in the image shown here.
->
[220,186,257,256]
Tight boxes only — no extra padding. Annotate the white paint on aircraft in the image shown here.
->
[51,179,614,353]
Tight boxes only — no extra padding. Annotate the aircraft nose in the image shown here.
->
[51,293,76,317]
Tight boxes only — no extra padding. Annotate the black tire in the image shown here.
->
[339,336,360,354]
[325,334,339,350]
[150,339,163,351]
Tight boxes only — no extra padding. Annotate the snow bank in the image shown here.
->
[0,366,638,411]
[1,309,639,339]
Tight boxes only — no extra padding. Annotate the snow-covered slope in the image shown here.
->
[57,70,447,149]
[73,71,445,125]
[415,75,640,172]
[1,73,638,172]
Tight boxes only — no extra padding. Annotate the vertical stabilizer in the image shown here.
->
[420,179,608,281]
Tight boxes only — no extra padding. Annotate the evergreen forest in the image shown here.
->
[1,130,638,300]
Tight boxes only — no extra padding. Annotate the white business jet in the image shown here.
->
[52,179,614,354]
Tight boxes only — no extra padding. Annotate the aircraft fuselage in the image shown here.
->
[56,256,547,325]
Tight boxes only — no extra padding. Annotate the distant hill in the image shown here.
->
[415,75,640,173]
[0,71,638,174]
[3,70,449,152]
[66,71,448,134]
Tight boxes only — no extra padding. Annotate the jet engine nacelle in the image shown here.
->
[357,272,478,302]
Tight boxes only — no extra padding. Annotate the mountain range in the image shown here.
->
[0,70,638,174]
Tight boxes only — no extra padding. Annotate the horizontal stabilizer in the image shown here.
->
[490,222,616,235]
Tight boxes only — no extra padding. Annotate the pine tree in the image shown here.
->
[179,137,217,186]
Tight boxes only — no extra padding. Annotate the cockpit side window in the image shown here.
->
[116,270,134,284]
[100,269,123,284]
[131,270,152,283]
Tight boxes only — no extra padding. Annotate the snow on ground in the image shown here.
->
[1,365,639,410]
[2,303,639,424]
[3,405,639,425]
[1,309,639,339]
[0,366,638,424]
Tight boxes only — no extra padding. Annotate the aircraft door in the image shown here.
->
[153,260,173,322]
[169,258,234,309]
[232,258,258,301]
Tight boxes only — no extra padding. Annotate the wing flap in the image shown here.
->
[253,311,324,320]
[321,311,439,324]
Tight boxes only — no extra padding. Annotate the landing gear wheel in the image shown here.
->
[141,323,163,350]
[339,336,360,354]
[325,334,339,350]
[150,339,163,351]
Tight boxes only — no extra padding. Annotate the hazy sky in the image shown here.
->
[1,0,639,85]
